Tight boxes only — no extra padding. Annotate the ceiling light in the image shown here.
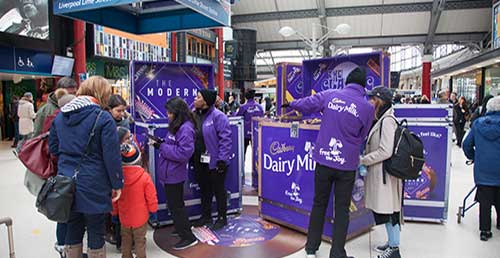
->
[279,26,296,38]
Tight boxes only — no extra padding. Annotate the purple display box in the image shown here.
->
[130,61,214,124]
[303,52,390,94]
[276,63,309,116]
[394,105,452,223]
[257,121,373,240]
[134,117,244,225]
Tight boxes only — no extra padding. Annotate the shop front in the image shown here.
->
[452,70,482,102]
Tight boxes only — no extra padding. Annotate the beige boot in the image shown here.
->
[87,246,106,258]
[65,244,83,258]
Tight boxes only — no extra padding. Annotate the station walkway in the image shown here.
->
[0,141,498,258]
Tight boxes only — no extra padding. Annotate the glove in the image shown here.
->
[216,160,227,174]
[153,142,162,149]
[281,102,290,108]
[149,212,158,222]
[111,216,119,224]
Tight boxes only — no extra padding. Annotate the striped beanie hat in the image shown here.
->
[121,143,141,165]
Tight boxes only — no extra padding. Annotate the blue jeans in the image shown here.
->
[65,212,106,249]
[56,223,67,246]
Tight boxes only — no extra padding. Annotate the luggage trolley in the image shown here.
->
[456,160,478,224]
[0,217,15,258]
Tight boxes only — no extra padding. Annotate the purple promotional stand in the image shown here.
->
[394,104,453,223]
[130,61,244,225]
[257,121,374,241]
[276,63,307,116]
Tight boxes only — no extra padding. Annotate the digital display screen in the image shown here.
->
[51,55,74,76]
[0,0,49,40]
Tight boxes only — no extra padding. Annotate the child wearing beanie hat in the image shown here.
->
[112,143,158,258]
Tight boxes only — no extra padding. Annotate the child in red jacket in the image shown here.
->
[113,143,158,258]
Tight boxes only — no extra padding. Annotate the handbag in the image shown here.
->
[36,111,103,223]
[18,132,57,179]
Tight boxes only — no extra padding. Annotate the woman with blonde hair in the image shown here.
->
[49,76,124,258]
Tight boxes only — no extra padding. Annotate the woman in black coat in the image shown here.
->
[453,96,469,147]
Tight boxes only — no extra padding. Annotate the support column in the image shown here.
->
[73,20,86,85]
[216,28,224,98]
[171,32,177,62]
[422,54,432,98]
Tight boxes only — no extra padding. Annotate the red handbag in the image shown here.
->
[18,132,57,179]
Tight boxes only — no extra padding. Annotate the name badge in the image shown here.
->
[201,153,211,164]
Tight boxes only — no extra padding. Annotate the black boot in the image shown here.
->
[210,218,227,231]
[480,231,493,241]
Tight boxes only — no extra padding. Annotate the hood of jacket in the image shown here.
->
[123,166,146,186]
[18,99,31,106]
[60,96,100,127]
[47,92,59,107]
[476,111,500,141]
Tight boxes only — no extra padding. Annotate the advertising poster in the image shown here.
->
[131,61,214,124]
[0,0,49,39]
[251,118,260,188]
[493,2,500,49]
[403,125,450,221]
[303,52,389,94]
[259,124,373,238]
[276,63,308,116]
[134,121,242,224]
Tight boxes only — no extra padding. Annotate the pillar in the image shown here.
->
[422,54,432,99]
[216,28,224,98]
[73,20,86,85]
[171,32,177,62]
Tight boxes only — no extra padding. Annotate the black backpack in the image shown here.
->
[380,117,425,184]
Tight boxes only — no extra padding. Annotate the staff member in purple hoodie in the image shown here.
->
[235,89,264,154]
[192,89,232,231]
[154,97,198,250]
[284,67,374,258]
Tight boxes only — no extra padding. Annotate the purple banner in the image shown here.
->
[303,52,389,94]
[276,63,308,116]
[131,61,214,123]
[251,118,260,188]
[134,121,242,224]
[259,123,373,237]
[403,125,450,221]
[394,105,451,119]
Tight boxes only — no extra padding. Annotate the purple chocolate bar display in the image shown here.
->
[258,122,373,240]
[303,52,390,94]
[130,61,214,124]
[276,63,309,116]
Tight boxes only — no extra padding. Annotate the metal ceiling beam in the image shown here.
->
[232,0,491,24]
[256,32,486,51]
[424,0,447,54]
[316,0,329,57]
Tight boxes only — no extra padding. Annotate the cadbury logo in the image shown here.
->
[270,141,295,155]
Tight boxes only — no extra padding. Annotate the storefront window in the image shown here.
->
[452,70,481,102]
[485,66,500,97]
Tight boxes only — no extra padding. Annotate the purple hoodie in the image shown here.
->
[158,121,195,184]
[201,107,232,169]
[236,99,264,138]
[290,83,374,171]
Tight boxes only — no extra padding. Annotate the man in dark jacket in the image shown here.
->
[8,96,19,148]
[285,67,374,258]
[463,96,500,241]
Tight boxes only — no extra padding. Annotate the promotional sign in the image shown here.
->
[403,125,450,221]
[0,0,49,40]
[276,63,309,116]
[259,122,373,239]
[134,118,243,225]
[54,0,138,14]
[493,1,500,49]
[175,0,231,26]
[131,61,214,124]
[303,52,389,94]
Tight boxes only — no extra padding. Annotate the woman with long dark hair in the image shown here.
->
[454,96,469,147]
[153,97,198,250]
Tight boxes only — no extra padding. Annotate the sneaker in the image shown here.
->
[173,238,198,250]
[305,254,316,258]
[54,243,65,258]
[374,243,389,253]
[377,247,400,258]
[210,219,227,231]
[480,231,493,241]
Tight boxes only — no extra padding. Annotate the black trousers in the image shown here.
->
[306,164,355,258]
[454,122,466,146]
[197,163,228,220]
[476,185,500,232]
[165,182,196,241]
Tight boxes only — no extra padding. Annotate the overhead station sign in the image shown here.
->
[54,0,230,34]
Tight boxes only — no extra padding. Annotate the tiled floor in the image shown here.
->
[0,141,498,258]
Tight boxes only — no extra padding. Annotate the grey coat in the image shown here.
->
[360,108,403,214]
